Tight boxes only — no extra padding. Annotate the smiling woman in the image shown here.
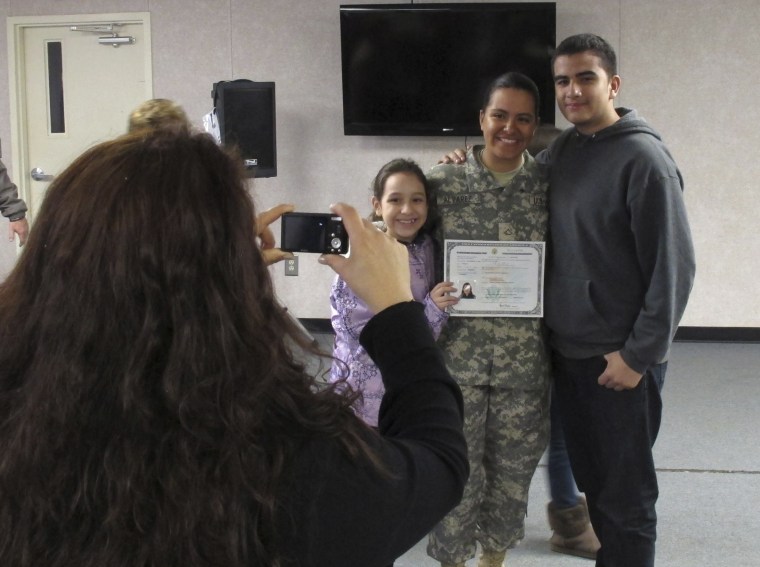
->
[478,76,540,173]
[425,72,552,566]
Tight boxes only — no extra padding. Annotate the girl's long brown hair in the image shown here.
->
[0,129,373,566]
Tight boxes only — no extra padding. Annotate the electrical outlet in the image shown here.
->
[285,256,298,276]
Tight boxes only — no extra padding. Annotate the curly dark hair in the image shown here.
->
[0,129,374,566]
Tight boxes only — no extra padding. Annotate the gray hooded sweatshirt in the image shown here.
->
[538,108,695,373]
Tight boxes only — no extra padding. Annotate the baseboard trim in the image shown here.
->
[300,319,760,344]
[674,327,760,343]
[300,318,334,335]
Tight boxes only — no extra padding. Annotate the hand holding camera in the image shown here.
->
[318,202,413,314]
[256,203,296,265]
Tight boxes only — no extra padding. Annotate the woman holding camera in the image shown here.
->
[0,128,467,567]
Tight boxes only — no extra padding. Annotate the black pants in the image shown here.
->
[552,352,665,567]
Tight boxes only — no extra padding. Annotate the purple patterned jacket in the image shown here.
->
[329,233,449,426]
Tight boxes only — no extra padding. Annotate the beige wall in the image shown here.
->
[1,0,757,327]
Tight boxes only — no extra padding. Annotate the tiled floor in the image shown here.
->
[396,341,760,567]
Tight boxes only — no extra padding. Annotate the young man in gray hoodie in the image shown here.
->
[539,34,695,567]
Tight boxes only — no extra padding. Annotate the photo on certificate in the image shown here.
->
[444,239,545,317]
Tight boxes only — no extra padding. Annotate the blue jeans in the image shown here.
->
[548,382,581,509]
[552,352,666,567]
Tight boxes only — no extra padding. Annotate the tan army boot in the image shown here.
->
[547,496,601,559]
[477,549,506,567]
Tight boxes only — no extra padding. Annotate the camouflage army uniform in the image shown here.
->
[426,147,550,564]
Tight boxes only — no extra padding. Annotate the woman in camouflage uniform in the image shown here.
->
[426,72,550,567]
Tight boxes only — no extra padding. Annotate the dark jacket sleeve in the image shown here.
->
[621,154,696,372]
[0,159,27,220]
[284,301,468,567]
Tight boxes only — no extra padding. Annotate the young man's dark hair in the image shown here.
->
[552,33,618,77]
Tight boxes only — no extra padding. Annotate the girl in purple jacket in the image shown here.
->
[330,158,458,426]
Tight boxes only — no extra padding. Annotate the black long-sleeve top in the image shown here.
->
[280,301,468,566]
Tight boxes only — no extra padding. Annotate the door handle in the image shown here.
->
[31,167,55,181]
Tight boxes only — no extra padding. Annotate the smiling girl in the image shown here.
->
[329,158,457,427]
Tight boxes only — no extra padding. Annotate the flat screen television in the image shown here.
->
[340,3,556,137]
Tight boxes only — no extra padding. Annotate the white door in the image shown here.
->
[7,13,152,219]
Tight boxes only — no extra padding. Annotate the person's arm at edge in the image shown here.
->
[360,300,468,556]
[363,301,465,453]
[8,218,29,246]
[0,159,30,246]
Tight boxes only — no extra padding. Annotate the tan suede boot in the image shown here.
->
[440,563,466,567]
[477,549,506,567]
[547,496,601,560]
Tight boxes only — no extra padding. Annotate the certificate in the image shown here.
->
[444,239,545,317]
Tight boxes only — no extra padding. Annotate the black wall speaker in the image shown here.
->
[214,80,277,178]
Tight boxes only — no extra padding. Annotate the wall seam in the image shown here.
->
[229,0,234,78]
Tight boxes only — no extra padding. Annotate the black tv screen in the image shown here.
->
[340,3,556,136]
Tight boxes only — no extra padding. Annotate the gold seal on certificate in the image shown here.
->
[444,239,545,317]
